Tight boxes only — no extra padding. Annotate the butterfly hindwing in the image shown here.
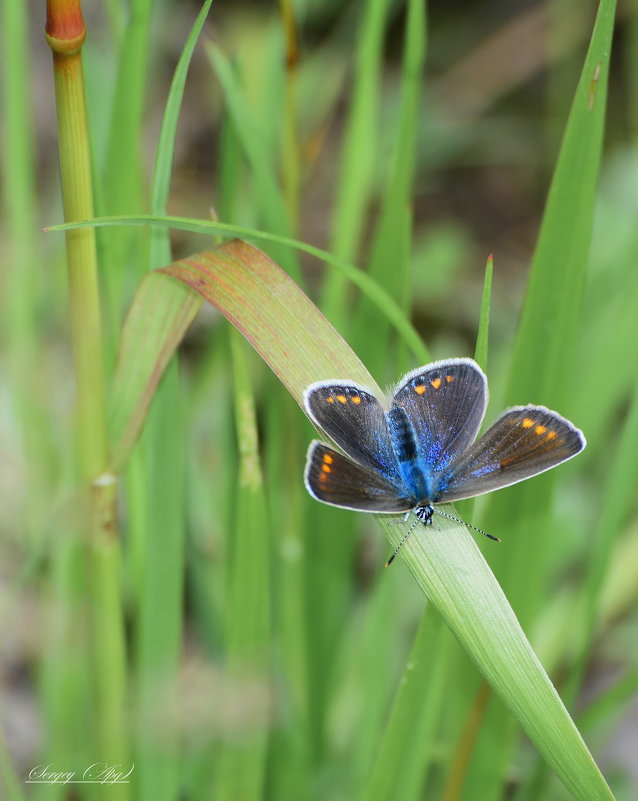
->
[304,442,413,513]
[438,405,586,503]
[303,361,586,533]
[304,381,400,481]
[391,358,488,473]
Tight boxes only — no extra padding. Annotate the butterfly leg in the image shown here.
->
[388,510,412,526]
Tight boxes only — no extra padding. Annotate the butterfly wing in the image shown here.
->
[436,405,586,503]
[304,380,401,481]
[304,442,413,513]
[391,358,488,473]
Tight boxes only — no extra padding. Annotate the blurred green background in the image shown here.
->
[2,1,638,800]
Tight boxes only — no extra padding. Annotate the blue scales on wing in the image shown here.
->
[391,358,488,477]
[304,442,414,513]
[304,380,402,484]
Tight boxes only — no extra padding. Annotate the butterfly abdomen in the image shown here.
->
[387,406,429,501]
[387,407,417,460]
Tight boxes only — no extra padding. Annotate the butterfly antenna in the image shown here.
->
[385,516,420,567]
[433,509,501,542]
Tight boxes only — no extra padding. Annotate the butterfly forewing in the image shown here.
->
[304,381,401,481]
[438,405,586,503]
[302,359,586,542]
[305,442,413,513]
[391,358,488,473]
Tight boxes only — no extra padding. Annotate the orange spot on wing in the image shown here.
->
[431,378,442,389]
[446,375,454,383]
[336,394,347,404]
[535,425,547,435]
[414,384,426,395]
[326,396,334,403]
[322,465,331,473]
[546,431,557,441]
[522,418,535,429]
[323,454,333,464]
[351,395,361,404]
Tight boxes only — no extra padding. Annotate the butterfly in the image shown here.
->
[303,358,586,562]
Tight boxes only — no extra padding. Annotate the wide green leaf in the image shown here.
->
[107,237,613,800]
[160,239,375,397]
[108,273,201,472]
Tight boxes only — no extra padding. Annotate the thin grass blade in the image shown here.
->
[363,609,449,801]
[213,331,271,801]
[132,6,214,801]
[108,273,201,472]
[206,43,302,283]
[474,255,493,371]
[48,215,429,363]
[353,0,426,375]
[507,0,616,409]
[323,0,392,321]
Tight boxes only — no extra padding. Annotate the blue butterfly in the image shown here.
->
[304,358,585,560]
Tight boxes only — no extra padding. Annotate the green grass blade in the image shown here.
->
[161,240,374,394]
[1,0,52,555]
[134,368,185,801]
[563,375,638,699]
[578,666,638,734]
[206,43,302,283]
[48,215,429,363]
[150,0,214,218]
[98,0,153,337]
[462,5,617,794]
[153,238,613,801]
[482,0,616,638]
[343,571,404,790]
[131,7,213,801]
[323,0,392,321]
[474,255,493,370]
[108,273,201,471]
[363,609,448,801]
[213,330,271,801]
[262,392,310,801]
[381,517,614,801]
[353,0,426,374]
[507,0,616,408]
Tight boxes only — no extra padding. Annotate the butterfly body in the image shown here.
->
[303,358,585,527]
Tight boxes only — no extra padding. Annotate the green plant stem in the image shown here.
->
[45,1,128,789]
